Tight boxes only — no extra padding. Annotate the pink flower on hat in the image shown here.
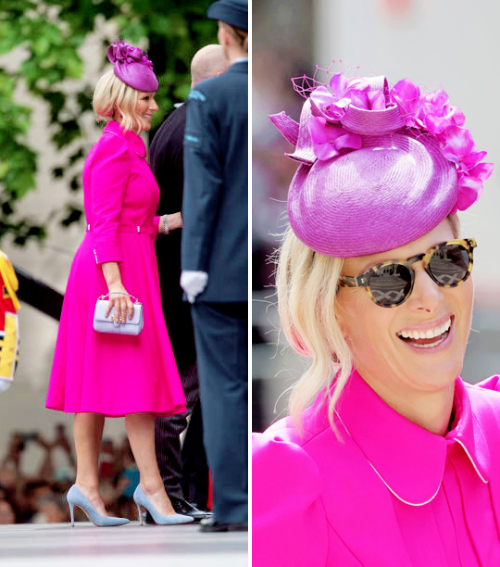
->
[141,54,153,69]
[310,86,348,122]
[107,39,153,68]
[308,116,362,161]
[350,89,386,111]
[310,72,373,122]
[417,91,465,141]
[307,72,383,161]
[442,126,493,212]
[442,127,486,175]
[389,79,421,127]
[389,79,493,212]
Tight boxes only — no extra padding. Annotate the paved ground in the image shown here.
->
[0,521,248,567]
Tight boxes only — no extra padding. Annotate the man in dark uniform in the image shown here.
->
[181,0,248,533]
[150,45,228,521]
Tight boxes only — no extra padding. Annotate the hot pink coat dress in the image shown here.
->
[46,121,187,417]
[253,370,500,566]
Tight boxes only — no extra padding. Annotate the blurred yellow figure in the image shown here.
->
[0,251,20,393]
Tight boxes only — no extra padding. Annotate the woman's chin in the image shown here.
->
[387,342,465,391]
[141,116,153,130]
[403,355,463,390]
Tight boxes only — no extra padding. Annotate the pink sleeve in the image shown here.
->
[90,135,130,265]
[252,432,328,567]
[475,375,500,392]
[153,215,161,239]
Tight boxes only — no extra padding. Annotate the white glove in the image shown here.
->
[180,271,208,303]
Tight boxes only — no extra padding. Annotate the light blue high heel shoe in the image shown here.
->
[133,485,194,525]
[67,485,130,527]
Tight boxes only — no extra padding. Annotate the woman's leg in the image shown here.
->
[74,412,108,516]
[126,412,175,515]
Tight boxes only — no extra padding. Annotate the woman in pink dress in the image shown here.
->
[46,40,192,526]
[253,69,499,565]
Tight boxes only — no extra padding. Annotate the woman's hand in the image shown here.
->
[106,285,135,323]
[169,212,183,230]
[158,212,183,234]
[101,262,135,323]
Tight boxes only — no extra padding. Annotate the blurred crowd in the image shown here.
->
[0,425,139,524]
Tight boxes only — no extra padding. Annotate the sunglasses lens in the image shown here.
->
[369,264,413,306]
[429,243,470,286]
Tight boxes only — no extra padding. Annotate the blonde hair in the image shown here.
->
[276,214,461,436]
[92,67,144,134]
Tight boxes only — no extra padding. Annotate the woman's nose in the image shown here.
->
[406,264,442,314]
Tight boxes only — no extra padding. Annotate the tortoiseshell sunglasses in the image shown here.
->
[339,239,477,308]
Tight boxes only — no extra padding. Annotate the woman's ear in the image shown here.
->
[112,105,122,121]
[218,25,231,48]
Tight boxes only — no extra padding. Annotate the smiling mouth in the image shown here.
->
[397,316,453,349]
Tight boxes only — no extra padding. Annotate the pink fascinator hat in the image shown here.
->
[270,70,493,257]
[107,39,158,92]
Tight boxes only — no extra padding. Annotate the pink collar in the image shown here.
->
[104,121,146,158]
[331,370,491,506]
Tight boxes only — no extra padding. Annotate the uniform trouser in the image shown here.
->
[191,302,248,524]
[154,362,208,504]
[181,398,209,507]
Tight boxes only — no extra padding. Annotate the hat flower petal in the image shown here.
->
[308,116,362,161]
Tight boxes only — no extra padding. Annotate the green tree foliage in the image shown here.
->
[0,0,215,245]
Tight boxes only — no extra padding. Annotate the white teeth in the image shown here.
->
[398,317,452,342]
[442,318,452,333]
[412,336,446,348]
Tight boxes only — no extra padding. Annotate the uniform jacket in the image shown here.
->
[150,104,196,371]
[253,370,500,566]
[181,60,248,303]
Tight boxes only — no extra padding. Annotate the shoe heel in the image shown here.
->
[136,502,143,525]
[66,484,129,528]
[69,503,75,527]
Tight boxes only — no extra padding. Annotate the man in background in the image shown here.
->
[150,45,228,521]
[181,0,248,533]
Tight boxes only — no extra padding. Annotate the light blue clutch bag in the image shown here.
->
[93,293,144,336]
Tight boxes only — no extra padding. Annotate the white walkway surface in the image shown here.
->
[0,522,248,567]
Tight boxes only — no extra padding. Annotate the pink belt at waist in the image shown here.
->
[86,224,155,236]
